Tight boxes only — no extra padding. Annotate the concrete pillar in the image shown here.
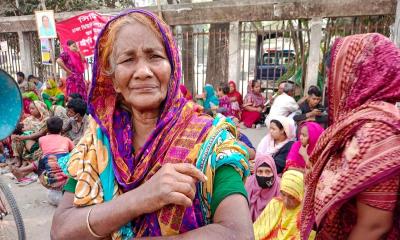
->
[228,21,241,86]
[305,17,323,94]
[17,31,34,76]
[391,0,400,47]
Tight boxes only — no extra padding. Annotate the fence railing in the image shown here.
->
[0,15,393,96]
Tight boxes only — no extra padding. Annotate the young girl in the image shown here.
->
[216,82,233,117]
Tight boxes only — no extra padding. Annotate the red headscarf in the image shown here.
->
[227,80,243,106]
[301,33,400,239]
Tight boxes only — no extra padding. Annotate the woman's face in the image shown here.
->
[46,80,52,89]
[253,82,261,93]
[256,166,273,177]
[300,126,309,147]
[112,22,171,113]
[42,16,50,28]
[29,103,40,118]
[69,43,78,52]
[229,83,235,93]
[270,122,286,141]
[281,191,300,209]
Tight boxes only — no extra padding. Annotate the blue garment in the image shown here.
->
[204,85,219,109]
[239,133,255,150]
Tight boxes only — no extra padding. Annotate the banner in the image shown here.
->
[56,11,107,57]
[40,39,52,65]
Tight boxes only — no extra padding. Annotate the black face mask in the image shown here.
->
[256,175,274,189]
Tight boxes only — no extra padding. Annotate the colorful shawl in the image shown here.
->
[253,170,308,240]
[203,84,219,109]
[179,84,193,100]
[285,122,324,171]
[245,153,280,222]
[301,33,400,239]
[59,9,249,239]
[257,116,296,156]
[63,47,84,74]
[228,81,243,106]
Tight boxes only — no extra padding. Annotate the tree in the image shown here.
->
[205,0,229,86]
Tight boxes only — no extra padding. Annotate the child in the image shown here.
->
[216,82,233,117]
[38,116,74,205]
[38,117,73,188]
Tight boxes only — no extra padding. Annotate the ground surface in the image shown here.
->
[1,127,266,240]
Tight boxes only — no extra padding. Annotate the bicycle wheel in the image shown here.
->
[0,178,26,240]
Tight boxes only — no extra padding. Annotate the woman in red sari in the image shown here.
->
[240,80,265,128]
[228,81,243,119]
[301,33,400,240]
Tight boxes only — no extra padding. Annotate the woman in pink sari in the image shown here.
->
[301,33,400,240]
[285,122,324,172]
[240,80,265,128]
[56,40,87,101]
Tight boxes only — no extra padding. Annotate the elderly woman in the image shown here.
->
[51,10,253,240]
[301,33,400,239]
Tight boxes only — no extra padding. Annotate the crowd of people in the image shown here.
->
[0,9,399,240]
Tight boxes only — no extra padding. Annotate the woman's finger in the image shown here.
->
[166,192,193,208]
[173,163,207,182]
[171,182,196,201]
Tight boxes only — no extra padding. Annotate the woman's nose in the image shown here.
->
[133,59,153,81]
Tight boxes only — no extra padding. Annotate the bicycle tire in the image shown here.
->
[0,178,26,240]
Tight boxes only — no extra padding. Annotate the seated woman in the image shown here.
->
[240,80,265,128]
[22,82,40,116]
[257,116,295,174]
[42,78,65,110]
[245,153,280,222]
[227,81,243,119]
[11,101,49,169]
[285,122,324,172]
[51,10,253,240]
[196,84,219,114]
[253,170,313,240]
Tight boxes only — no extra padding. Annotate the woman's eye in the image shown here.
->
[151,54,163,59]
[122,58,134,63]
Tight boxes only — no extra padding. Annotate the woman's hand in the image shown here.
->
[136,163,207,214]
[299,144,309,160]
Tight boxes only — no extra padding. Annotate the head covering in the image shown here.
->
[51,105,69,129]
[245,153,280,222]
[63,43,84,74]
[43,79,64,97]
[280,170,304,202]
[301,33,400,239]
[179,84,192,100]
[257,116,296,156]
[227,80,243,105]
[253,170,305,240]
[285,122,324,170]
[203,84,219,109]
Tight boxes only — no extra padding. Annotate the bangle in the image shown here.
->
[86,207,105,238]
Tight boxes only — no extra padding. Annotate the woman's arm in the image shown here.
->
[138,194,254,240]
[22,128,47,141]
[51,163,206,240]
[348,201,394,240]
[244,106,261,112]
[56,58,72,75]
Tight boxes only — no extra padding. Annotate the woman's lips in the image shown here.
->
[130,84,159,92]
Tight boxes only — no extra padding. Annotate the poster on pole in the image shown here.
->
[56,11,108,57]
[0,41,7,52]
[40,39,53,65]
[35,10,57,39]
